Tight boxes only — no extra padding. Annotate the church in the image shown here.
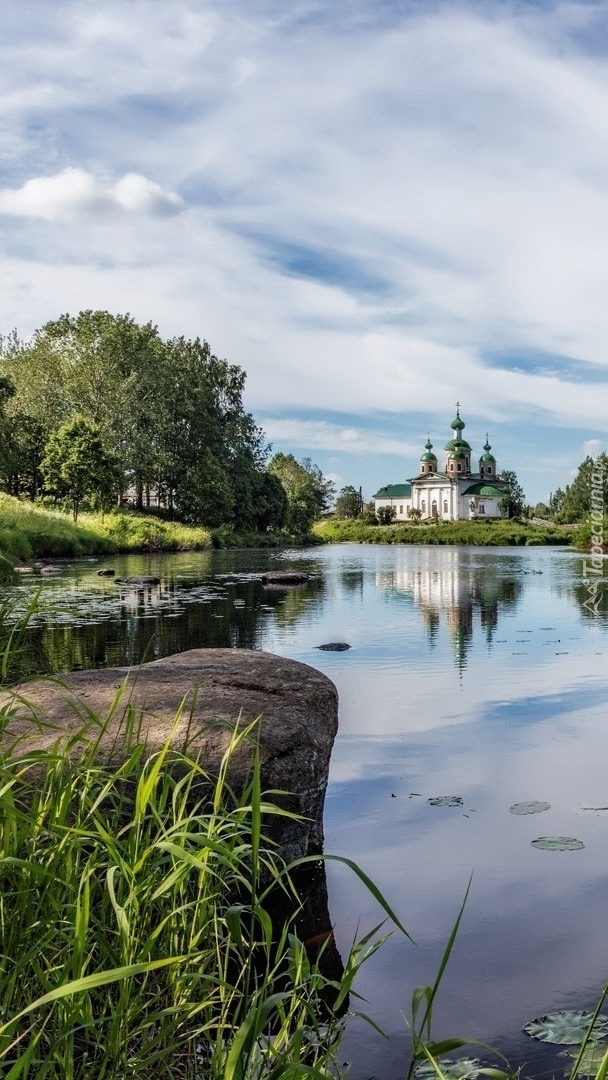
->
[373,405,506,522]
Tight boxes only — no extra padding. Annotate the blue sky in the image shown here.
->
[1,0,608,505]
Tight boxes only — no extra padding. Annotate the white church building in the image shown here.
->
[373,406,507,523]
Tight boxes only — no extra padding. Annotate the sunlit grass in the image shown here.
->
[0,494,212,559]
[314,518,572,546]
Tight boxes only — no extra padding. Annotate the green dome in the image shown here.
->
[451,448,466,460]
[421,436,437,462]
[444,437,471,452]
[451,405,465,431]
[480,436,495,463]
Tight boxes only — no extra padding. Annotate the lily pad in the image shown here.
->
[523,1011,608,1044]
[428,796,463,807]
[531,836,585,851]
[414,1058,482,1080]
[509,801,551,815]
[561,1044,608,1075]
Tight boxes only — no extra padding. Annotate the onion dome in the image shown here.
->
[450,404,465,431]
[421,436,437,463]
[480,436,496,464]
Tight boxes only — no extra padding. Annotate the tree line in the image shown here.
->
[0,311,334,531]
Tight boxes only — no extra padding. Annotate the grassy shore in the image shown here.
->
[0,494,210,560]
[314,517,574,546]
[0,495,312,562]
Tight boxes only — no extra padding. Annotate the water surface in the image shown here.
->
[8,544,608,1079]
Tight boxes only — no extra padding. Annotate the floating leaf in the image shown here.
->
[561,1043,608,1075]
[523,1011,608,1044]
[509,801,551,815]
[428,796,463,807]
[531,836,585,851]
[414,1058,482,1080]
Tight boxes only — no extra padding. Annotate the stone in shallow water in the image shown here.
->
[260,571,310,586]
[316,642,351,652]
[0,649,338,862]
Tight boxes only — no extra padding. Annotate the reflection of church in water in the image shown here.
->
[378,549,521,669]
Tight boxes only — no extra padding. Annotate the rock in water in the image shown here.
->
[316,642,351,652]
[261,571,310,586]
[0,649,338,861]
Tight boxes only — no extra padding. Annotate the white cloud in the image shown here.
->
[0,169,184,221]
[2,0,608,502]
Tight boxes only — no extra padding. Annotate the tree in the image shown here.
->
[558,454,608,523]
[498,470,526,519]
[408,507,422,523]
[267,454,335,533]
[334,485,363,519]
[41,415,121,521]
[377,505,396,525]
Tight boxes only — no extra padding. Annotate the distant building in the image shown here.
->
[373,405,506,522]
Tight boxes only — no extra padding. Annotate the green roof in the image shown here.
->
[421,451,437,462]
[373,484,412,499]
[444,438,472,452]
[462,483,504,497]
[480,452,496,463]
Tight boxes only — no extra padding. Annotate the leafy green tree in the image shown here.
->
[268,454,335,533]
[498,470,526,519]
[334,485,363,519]
[377,505,397,525]
[250,472,289,531]
[41,415,121,521]
[558,454,608,523]
[408,507,422,523]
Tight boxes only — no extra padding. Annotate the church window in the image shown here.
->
[478,503,485,514]
[421,500,426,513]
[432,500,438,516]
[457,463,462,472]
[399,505,403,515]
[443,500,448,513]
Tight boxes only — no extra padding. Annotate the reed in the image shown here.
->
[0,685,411,1079]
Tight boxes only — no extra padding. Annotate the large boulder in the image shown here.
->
[0,649,339,861]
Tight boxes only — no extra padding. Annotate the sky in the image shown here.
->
[2,0,608,506]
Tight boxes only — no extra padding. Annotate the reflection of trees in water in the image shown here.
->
[265,578,325,628]
[340,569,364,595]
[21,572,326,675]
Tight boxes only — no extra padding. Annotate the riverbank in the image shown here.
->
[0,495,308,562]
[314,517,574,546]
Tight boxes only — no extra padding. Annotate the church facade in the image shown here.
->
[373,406,506,523]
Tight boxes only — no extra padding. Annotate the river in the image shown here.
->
[6,543,608,1079]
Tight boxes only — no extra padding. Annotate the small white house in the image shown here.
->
[373,406,506,522]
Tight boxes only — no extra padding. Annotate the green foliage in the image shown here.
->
[268,454,335,533]
[558,454,608,524]
[0,312,276,531]
[0,495,211,558]
[42,414,121,520]
[0,703,410,1079]
[314,518,572,546]
[498,470,526,519]
[377,505,397,525]
[334,485,364,519]
[572,515,608,553]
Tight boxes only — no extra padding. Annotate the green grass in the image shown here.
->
[0,494,212,560]
[0,697,410,1080]
[314,518,573,547]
